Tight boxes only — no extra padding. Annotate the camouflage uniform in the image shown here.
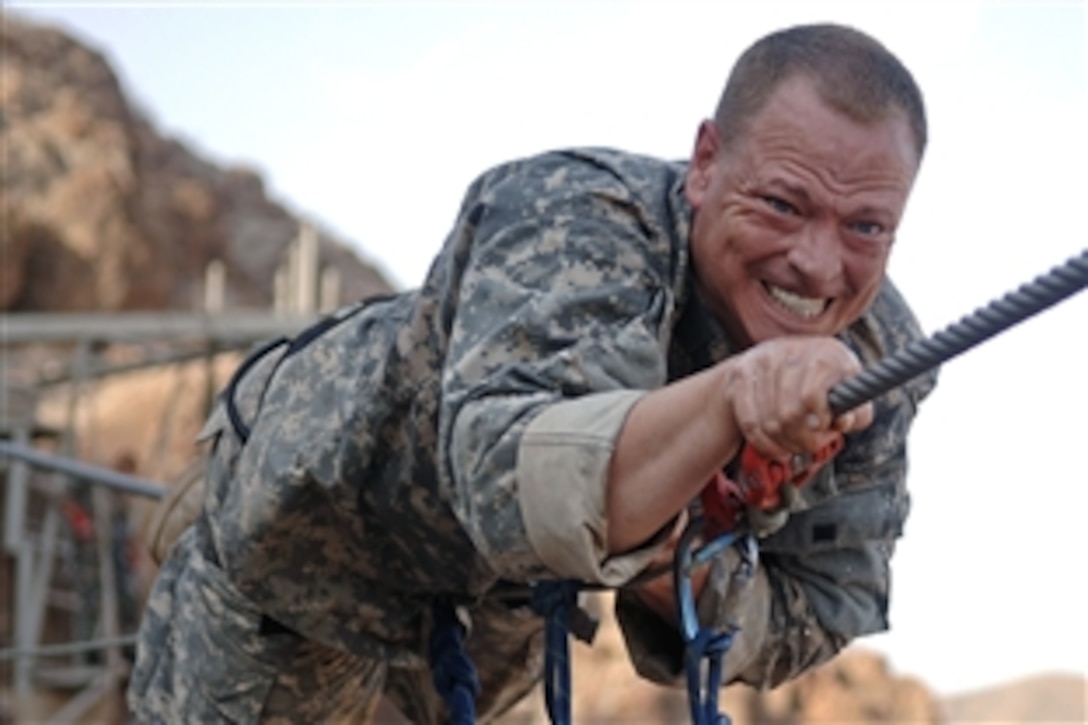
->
[128,148,935,722]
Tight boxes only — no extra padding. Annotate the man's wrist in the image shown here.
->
[628,563,712,628]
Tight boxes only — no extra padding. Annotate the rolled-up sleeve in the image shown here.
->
[516,391,675,586]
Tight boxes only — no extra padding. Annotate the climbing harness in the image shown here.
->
[223,296,393,444]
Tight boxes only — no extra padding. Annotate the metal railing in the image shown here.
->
[1,439,166,723]
[0,228,357,722]
[0,441,167,500]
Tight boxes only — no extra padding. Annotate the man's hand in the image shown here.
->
[607,335,873,555]
[720,336,874,461]
[628,512,703,625]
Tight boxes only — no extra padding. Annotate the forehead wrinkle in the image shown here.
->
[748,94,915,185]
[759,127,909,184]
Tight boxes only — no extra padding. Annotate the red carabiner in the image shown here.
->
[701,435,844,536]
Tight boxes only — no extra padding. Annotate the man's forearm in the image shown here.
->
[605,364,740,554]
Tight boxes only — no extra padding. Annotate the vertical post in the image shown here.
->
[61,339,91,663]
[274,263,288,316]
[5,386,39,692]
[16,478,61,692]
[3,425,31,553]
[319,266,341,313]
[13,535,36,692]
[296,221,318,314]
[202,342,219,421]
[203,259,226,313]
[285,235,300,314]
[92,486,124,680]
[64,340,91,459]
[3,386,36,553]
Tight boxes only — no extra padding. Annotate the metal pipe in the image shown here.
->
[0,440,165,500]
[0,634,138,661]
[0,311,318,345]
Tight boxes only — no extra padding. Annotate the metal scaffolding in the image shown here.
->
[0,309,315,723]
[0,224,351,721]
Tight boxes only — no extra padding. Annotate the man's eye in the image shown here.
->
[850,220,885,237]
[763,196,798,215]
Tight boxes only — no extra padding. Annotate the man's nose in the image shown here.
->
[787,220,843,287]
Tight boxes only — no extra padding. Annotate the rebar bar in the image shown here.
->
[829,248,1088,414]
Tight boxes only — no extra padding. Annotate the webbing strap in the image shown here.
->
[529,580,585,725]
[430,597,480,725]
[223,295,395,444]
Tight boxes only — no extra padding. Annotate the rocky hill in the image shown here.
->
[1,11,392,314]
[942,672,1087,723]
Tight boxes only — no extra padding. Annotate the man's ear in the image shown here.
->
[685,120,721,209]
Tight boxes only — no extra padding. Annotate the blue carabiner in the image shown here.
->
[673,517,758,725]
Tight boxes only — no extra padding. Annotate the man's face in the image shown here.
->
[685,76,919,347]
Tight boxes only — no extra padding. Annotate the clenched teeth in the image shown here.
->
[766,283,828,318]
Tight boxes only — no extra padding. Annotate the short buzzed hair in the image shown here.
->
[715,23,927,161]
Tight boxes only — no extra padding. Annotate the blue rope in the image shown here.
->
[530,580,583,725]
[430,596,481,725]
[684,626,737,725]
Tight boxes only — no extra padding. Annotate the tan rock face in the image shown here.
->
[1,12,393,313]
[2,16,156,311]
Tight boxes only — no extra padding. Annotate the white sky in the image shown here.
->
[9,0,1086,697]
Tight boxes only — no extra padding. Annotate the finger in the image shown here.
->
[729,350,790,458]
[832,409,856,432]
[832,401,874,432]
[746,431,793,461]
[812,429,846,452]
[852,400,875,429]
[754,340,813,449]
[736,406,792,460]
[792,347,843,445]
[811,341,866,433]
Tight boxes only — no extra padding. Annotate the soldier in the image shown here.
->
[129,22,935,723]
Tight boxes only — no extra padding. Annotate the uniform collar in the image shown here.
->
[666,168,744,377]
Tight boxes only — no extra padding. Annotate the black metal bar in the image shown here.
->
[829,248,1088,414]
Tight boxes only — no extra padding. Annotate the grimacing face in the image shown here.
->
[685,76,920,347]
